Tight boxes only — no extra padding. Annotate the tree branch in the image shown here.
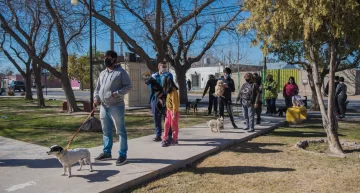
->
[165,0,216,43]
[7,0,31,42]
[188,9,242,65]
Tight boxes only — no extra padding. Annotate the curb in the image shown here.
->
[102,120,286,193]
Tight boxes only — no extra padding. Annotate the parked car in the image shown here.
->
[9,81,26,92]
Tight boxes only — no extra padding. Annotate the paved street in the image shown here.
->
[2,88,360,110]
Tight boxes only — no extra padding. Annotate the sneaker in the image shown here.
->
[170,139,178,146]
[153,136,162,142]
[161,140,169,147]
[95,153,112,161]
[247,129,255,132]
[243,127,249,130]
[116,156,127,166]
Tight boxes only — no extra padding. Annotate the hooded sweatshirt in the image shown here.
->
[94,65,132,107]
[283,83,299,97]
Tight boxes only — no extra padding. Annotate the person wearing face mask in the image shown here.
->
[150,62,174,142]
[236,73,260,132]
[218,67,238,129]
[202,74,218,116]
[93,50,132,166]
[264,74,278,116]
[283,77,299,108]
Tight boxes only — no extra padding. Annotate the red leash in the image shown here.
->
[65,109,95,150]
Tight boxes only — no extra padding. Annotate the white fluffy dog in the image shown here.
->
[213,80,225,97]
[47,145,93,177]
[208,117,224,132]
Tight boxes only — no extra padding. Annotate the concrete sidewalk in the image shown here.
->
[0,116,284,193]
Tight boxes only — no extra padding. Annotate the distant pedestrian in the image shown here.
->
[161,77,180,146]
[236,73,261,132]
[264,74,277,115]
[187,79,192,91]
[253,72,262,124]
[325,76,340,115]
[93,50,132,166]
[202,74,218,116]
[283,77,299,108]
[335,77,347,119]
[219,67,238,129]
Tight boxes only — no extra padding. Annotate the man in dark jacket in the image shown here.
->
[202,74,218,116]
[335,77,347,119]
[253,73,262,124]
[219,67,238,129]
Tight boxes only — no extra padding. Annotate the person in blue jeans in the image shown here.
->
[150,61,173,142]
[93,50,132,166]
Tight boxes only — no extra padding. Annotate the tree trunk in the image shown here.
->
[33,64,45,107]
[308,41,344,155]
[307,70,320,111]
[61,73,81,112]
[174,67,188,104]
[24,73,33,100]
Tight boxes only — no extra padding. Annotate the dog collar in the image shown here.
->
[57,149,67,159]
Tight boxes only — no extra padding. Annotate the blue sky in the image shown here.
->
[0,5,265,74]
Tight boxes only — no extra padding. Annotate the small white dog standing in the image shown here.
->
[207,117,224,132]
[47,145,93,177]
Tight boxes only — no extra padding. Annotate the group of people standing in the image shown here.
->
[90,50,348,167]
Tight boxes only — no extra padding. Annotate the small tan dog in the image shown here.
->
[208,117,224,132]
[213,80,225,97]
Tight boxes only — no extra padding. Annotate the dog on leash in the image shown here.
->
[47,145,93,177]
[208,117,224,132]
[186,98,201,114]
[145,77,166,115]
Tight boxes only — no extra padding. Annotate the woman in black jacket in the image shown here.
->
[218,67,238,129]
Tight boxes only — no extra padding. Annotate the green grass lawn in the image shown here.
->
[132,118,360,193]
[0,98,213,148]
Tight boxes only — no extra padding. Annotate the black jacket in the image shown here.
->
[203,78,218,96]
[325,81,339,95]
[222,77,235,100]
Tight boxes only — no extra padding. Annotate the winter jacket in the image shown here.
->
[202,78,218,96]
[283,83,299,97]
[222,77,236,100]
[166,90,180,115]
[236,81,260,105]
[149,71,173,101]
[335,83,347,97]
[263,80,278,99]
[325,81,339,95]
[94,65,132,107]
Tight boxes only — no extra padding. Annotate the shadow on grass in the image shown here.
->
[268,130,345,138]
[191,166,295,175]
[227,142,284,154]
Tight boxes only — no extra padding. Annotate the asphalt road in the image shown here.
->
[3,89,360,109]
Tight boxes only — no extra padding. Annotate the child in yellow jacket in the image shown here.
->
[162,77,180,146]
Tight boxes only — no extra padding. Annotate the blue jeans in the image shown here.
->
[151,99,172,138]
[266,98,277,114]
[100,105,127,158]
[242,104,255,129]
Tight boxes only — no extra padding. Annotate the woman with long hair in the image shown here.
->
[283,76,299,108]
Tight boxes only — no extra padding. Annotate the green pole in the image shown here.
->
[262,55,267,104]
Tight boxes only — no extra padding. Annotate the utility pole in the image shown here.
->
[110,0,115,50]
[94,19,97,56]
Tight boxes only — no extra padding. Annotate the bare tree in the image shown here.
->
[80,0,242,103]
[0,0,88,111]
[0,33,34,100]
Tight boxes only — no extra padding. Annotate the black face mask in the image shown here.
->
[245,78,250,82]
[104,58,113,67]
